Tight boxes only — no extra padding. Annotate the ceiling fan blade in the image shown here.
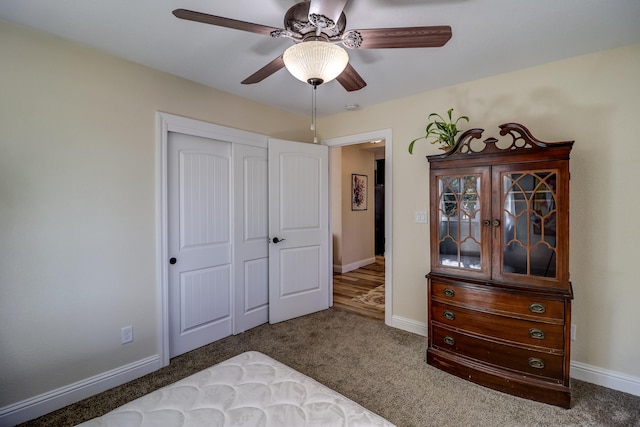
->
[308,0,349,28]
[241,56,285,84]
[173,9,280,36]
[351,26,452,49]
[336,63,367,92]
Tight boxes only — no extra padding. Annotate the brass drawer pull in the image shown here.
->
[444,336,455,346]
[443,311,456,321]
[529,328,545,340]
[529,303,546,314]
[443,288,455,297]
[528,357,545,369]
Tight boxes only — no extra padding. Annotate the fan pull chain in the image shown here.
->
[311,85,318,143]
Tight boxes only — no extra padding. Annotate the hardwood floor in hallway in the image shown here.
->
[332,257,385,320]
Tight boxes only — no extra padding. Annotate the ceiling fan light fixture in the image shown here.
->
[283,40,349,86]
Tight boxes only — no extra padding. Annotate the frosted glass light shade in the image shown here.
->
[283,41,349,85]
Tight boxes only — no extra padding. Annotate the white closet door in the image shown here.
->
[168,132,232,357]
[233,143,269,334]
[268,139,330,324]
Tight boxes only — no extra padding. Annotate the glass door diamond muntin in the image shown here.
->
[502,171,558,278]
[438,175,482,269]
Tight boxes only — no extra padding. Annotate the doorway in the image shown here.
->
[324,129,392,324]
[333,256,385,319]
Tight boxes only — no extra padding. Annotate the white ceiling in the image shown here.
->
[2,0,639,117]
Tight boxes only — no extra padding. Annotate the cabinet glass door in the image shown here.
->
[500,170,558,279]
[433,170,489,277]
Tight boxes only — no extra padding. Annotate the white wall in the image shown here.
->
[0,20,310,417]
[320,43,640,383]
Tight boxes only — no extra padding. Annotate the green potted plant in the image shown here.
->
[408,108,469,153]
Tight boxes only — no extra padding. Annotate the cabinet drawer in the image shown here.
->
[431,300,565,349]
[432,325,564,381]
[431,280,566,322]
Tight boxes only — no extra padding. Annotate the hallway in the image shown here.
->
[332,257,385,320]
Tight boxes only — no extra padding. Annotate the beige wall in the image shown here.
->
[340,145,375,267]
[319,43,640,378]
[330,146,343,266]
[0,21,310,408]
[330,144,376,270]
[2,17,639,415]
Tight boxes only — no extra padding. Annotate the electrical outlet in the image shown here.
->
[121,325,133,344]
[571,324,576,341]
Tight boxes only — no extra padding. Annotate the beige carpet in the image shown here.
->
[19,308,640,427]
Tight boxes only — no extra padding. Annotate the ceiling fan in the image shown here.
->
[173,0,452,92]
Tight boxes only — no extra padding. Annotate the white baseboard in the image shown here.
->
[334,257,376,274]
[0,354,161,426]
[389,314,428,337]
[570,360,640,397]
[388,318,640,398]
[4,339,638,426]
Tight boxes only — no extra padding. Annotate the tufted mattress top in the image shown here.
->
[77,351,395,426]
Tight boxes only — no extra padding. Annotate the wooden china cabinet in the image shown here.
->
[426,123,574,408]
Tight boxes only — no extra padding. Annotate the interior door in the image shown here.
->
[268,139,330,324]
[168,132,233,357]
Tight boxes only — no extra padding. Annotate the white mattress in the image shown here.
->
[77,351,395,426]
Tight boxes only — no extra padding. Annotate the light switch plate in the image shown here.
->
[415,211,428,223]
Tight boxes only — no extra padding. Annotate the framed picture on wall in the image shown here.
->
[352,174,367,211]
